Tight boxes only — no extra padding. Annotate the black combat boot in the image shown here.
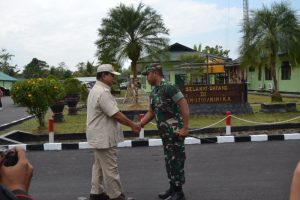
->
[169,186,185,200]
[90,193,110,200]
[158,183,175,199]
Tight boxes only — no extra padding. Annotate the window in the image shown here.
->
[281,61,291,80]
[265,67,272,80]
[258,67,261,81]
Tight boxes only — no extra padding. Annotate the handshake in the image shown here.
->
[130,122,142,133]
[114,111,146,134]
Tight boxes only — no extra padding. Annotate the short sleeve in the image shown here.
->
[166,85,184,102]
[99,91,119,117]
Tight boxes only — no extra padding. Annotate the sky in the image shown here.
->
[0,0,299,72]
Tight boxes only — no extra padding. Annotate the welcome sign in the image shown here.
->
[183,84,246,104]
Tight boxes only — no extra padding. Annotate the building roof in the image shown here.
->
[138,42,197,63]
[75,77,96,83]
[0,72,18,81]
[168,43,196,52]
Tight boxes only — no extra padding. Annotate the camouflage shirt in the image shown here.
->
[150,79,185,130]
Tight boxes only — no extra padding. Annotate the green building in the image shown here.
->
[246,60,300,94]
[0,72,17,90]
[138,43,240,92]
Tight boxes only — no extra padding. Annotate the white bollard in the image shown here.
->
[139,127,144,139]
[226,111,231,135]
[139,114,145,139]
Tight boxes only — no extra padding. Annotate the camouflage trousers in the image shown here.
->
[160,130,186,187]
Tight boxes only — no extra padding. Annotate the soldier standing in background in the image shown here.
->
[0,88,3,111]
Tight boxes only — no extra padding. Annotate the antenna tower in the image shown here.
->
[243,0,249,27]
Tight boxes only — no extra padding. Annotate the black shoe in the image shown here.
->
[169,191,185,200]
[158,187,175,199]
[90,193,110,200]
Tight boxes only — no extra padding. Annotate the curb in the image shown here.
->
[0,115,35,131]
[4,133,300,151]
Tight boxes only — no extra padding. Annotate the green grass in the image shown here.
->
[0,109,88,135]
[248,93,300,104]
[1,94,300,136]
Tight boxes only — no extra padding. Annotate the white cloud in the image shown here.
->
[0,0,299,71]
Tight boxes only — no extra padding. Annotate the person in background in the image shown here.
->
[86,64,140,200]
[140,64,189,200]
[0,88,3,111]
[0,148,34,200]
[290,161,300,200]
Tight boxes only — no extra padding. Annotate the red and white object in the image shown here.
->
[48,118,54,143]
[226,111,231,135]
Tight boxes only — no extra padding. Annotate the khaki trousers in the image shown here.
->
[90,147,122,199]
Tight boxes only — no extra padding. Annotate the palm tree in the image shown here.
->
[95,3,169,103]
[239,1,300,101]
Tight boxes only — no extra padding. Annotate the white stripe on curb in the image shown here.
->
[217,136,235,143]
[250,134,268,142]
[117,140,132,148]
[149,139,163,146]
[78,142,93,149]
[185,137,201,144]
[44,143,62,151]
[8,144,27,150]
[284,133,300,140]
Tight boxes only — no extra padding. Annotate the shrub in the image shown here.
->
[11,78,65,128]
[64,78,82,96]
[80,84,89,103]
[271,91,283,102]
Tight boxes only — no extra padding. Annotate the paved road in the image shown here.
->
[27,140,299,200]
[0,96,30,126]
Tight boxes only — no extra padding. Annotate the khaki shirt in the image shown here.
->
[86,81,124,149]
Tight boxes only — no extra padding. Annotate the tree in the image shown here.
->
[85,61,96,77]
[193,44,202,52]
[180,54,206,84]
[239,2,300,102]
[11,78,65,128]
[73,61,97,77]
[193,44,230,57]
[0,49,19,76]
[73,62,85,77]
[23,58,50,78]
[50,62,71,80]
[201,45,230,58]
[95,3,169,103]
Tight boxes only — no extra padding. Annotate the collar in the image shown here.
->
[155,78,165,87]
[96,80,111,90]
[153,79,166,92]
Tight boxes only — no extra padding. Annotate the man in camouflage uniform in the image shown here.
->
[141,64,189,200]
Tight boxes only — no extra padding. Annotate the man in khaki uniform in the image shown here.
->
[86,64,140,200]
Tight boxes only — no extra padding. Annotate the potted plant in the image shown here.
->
[64,78,82,115]
[11,78,65,129]
[45,76,66,122]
